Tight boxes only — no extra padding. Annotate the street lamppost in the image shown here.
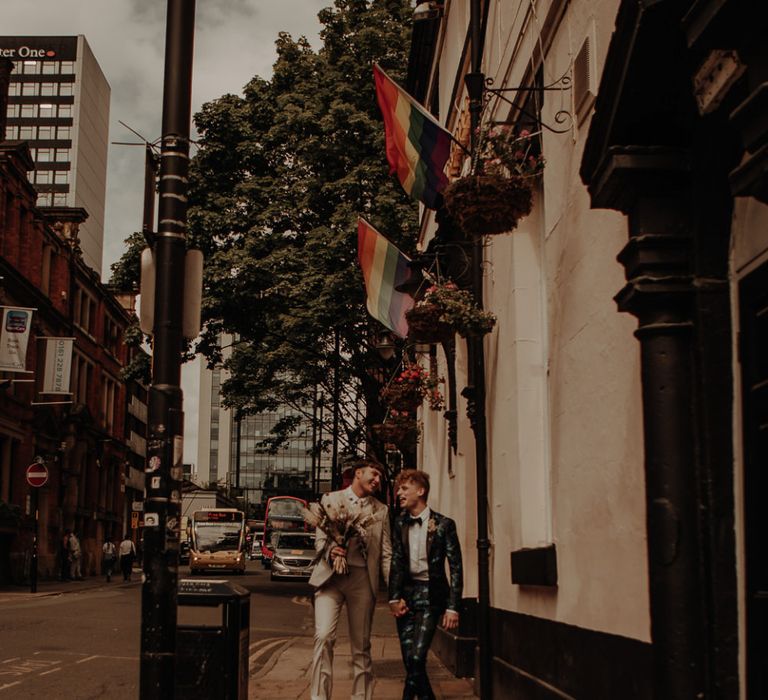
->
[139,1,196,697]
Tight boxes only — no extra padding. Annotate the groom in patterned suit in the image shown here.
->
[389,469,463,700]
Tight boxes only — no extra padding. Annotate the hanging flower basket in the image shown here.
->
[410,282,496,338]
[406,302,454,344]
[373,414,420,451]
[380,381,424,411]
[443,173,533,237]
[381,364,444,412]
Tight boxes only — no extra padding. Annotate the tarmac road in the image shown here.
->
[0,560,313,699]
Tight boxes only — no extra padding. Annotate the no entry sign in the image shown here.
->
[26,463,49,488]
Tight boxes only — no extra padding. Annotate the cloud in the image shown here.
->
[2,0,326,461]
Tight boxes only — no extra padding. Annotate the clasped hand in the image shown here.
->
[389,599,408,618]
[330,545,347,560]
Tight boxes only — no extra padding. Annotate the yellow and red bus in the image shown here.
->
[189,508,246,575]
[262,496,308,567]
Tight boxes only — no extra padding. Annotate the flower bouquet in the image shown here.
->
[301,498,374,575]
[444,126,544,236]
[410,282,496,338]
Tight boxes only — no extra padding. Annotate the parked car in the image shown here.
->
[250,536,263,560]
[270,532,316,581]
[179,539,190,564]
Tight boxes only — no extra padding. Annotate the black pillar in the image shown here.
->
[139,1,195,697]
[594,149,710,698]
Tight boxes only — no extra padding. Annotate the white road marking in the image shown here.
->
[75,656,99,664]
[0,681,21,692]
[38,668,61,676]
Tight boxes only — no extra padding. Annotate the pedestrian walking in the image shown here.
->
[308,459,392,700]
[118,534,136,582]
[60,529,71,581]
[68,531,83,580]
[389,469,463,700]
[102,537,117,582]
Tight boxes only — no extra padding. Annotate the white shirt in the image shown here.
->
[343,487,369,567]
[343,486,369,509]
[406,506,430,582]
[118,539,136,557]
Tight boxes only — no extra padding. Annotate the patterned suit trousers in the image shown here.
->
[396,581,440,700]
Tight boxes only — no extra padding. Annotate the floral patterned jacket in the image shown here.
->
[388,509,463,612]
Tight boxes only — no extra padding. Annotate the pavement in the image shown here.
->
[247,596,478,700]
[0,568,142,602]
[0,572,478,700]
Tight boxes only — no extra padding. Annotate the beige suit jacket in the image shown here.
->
[308,489,392,596]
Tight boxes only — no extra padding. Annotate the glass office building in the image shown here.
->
[1,36,110,275]
[197,337,332,512]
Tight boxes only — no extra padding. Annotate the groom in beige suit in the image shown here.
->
[309,459,392,700]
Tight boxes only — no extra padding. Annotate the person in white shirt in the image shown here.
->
[118,535,136,582]
[68,532,83,580]
[102,538,117,582]
[389,469,463,700]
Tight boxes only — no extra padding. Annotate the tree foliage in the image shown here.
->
[188,0,417,456]
[110,0,418,460]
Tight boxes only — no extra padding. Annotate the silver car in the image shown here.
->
[270,532,316,581]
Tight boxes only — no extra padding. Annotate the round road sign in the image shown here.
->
[26,463,49,488]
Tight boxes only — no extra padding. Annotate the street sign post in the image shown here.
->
[26,463,48,488]
[26,462,48,594]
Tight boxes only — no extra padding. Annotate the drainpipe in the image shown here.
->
[465,0,492,697]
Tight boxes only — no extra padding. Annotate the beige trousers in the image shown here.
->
[311,566,376,700]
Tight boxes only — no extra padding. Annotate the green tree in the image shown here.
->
[112,0,418,463]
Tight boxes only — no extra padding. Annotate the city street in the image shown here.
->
[0,561,315,699]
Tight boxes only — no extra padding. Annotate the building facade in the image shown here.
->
[0,35,110,276]
[0,57,132,583]
[197,336,332,513]
[406,1,768,698]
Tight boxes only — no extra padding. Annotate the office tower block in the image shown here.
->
[1,36,110,275]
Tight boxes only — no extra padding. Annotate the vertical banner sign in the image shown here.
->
[42,338,74,394]
[0,307,35,372]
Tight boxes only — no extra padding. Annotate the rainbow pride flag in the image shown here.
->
[374,64,452,209]
[357,218,414,338]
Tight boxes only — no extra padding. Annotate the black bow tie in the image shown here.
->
[405,516,423,526]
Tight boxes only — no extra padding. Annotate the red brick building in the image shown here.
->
[0,57,134,583]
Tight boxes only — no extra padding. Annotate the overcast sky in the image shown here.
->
[4,0,327,465]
